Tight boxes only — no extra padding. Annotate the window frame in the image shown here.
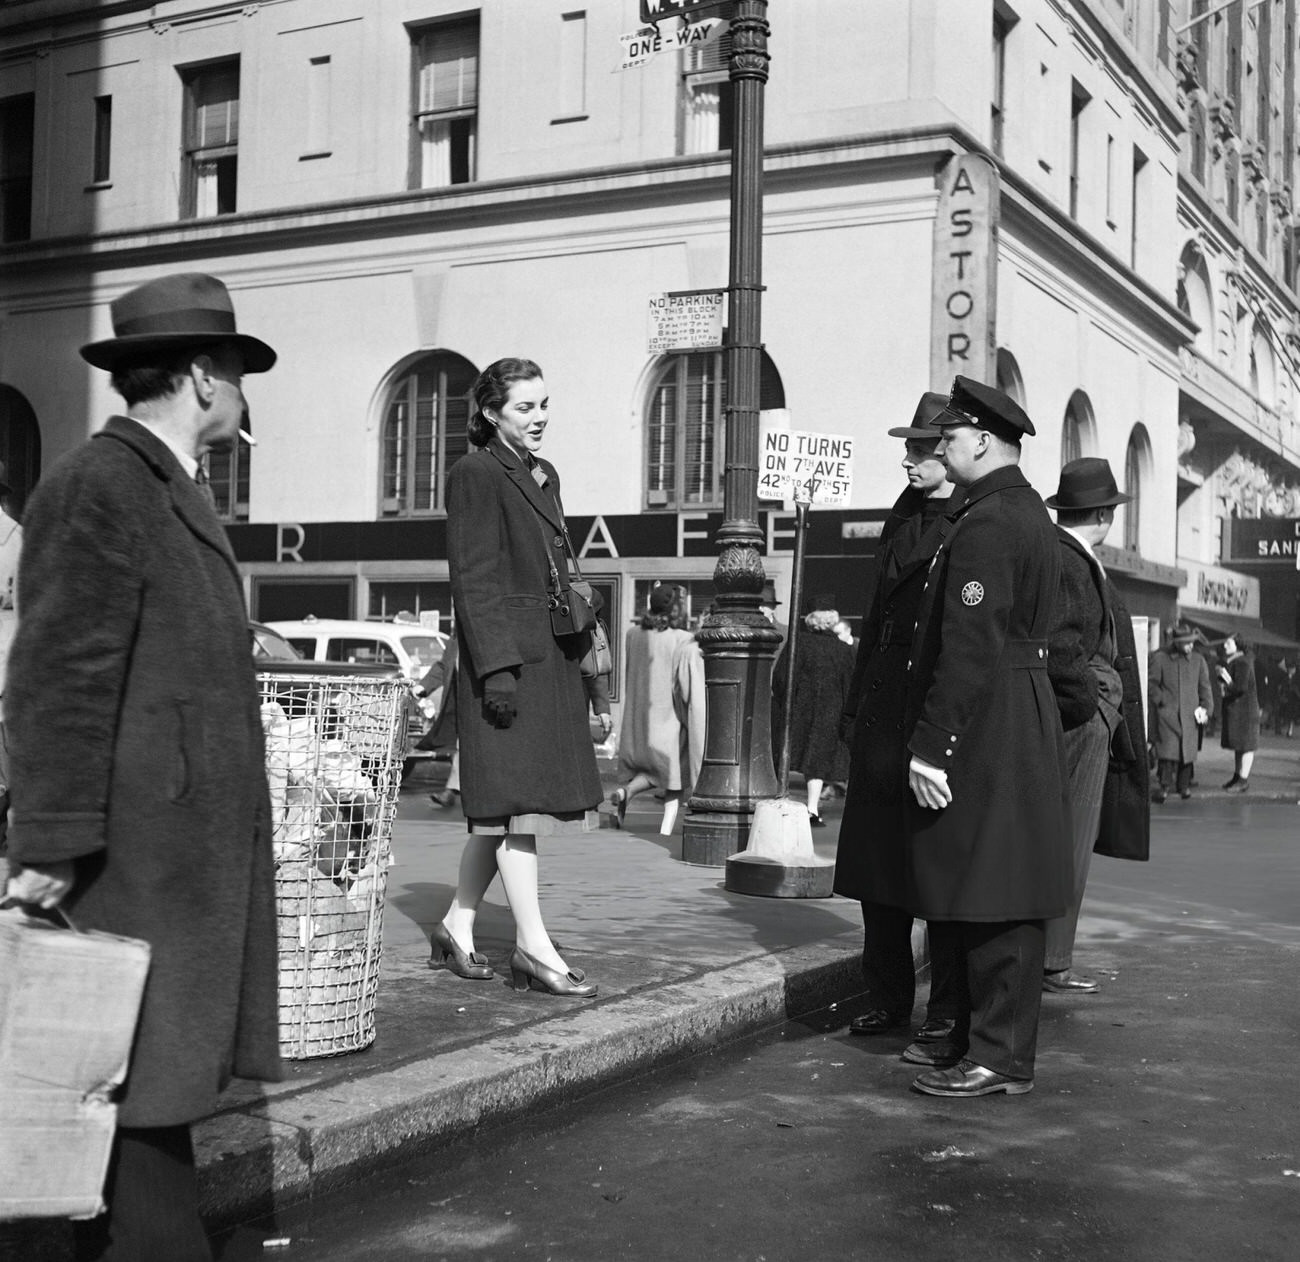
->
[678,3,734,155]
[379,352,477,519]
[0,91,36,244]
[179,58,240,219]
[408,16,480,189]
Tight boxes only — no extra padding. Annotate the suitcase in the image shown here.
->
[0,907,150,1221]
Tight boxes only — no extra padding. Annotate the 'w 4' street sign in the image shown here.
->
[640,0,727,22]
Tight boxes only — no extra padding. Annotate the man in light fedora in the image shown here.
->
[1043,457,1147,995]
[4,273,282,1260]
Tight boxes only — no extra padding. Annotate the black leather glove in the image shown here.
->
[483,669,518,729]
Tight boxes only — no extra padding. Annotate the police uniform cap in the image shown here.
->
[932,375,1036,443]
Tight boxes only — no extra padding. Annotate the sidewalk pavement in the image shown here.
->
[193,772,885,1226]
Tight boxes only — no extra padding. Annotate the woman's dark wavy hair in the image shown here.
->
[640,600,686,632]
[467,357,544,447]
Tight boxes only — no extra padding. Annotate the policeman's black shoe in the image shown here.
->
[911,1060,1034,1097]
[1042,969,1099,994]
[913,1016,957,1043]
[901,1037,965,1068]
[849,1008,909,1036]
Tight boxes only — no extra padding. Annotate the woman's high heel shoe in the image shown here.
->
[429,922,493,980]
[609,788,628,829]
[508,946,598,998]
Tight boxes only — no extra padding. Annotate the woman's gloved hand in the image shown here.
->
[483,669,518,729]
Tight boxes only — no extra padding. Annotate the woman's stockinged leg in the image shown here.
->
[806,778,825,817]
[495,834,568,973]
[441,835,501,953]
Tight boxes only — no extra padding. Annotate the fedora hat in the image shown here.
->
[887,391,949,439]
[80,273,276,373]
[1169,621,1199,644]
[1045,457,1132,510]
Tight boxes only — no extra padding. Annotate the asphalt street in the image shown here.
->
[210,795,1300,1262]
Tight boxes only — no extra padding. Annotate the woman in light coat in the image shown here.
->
[610,586,693,835]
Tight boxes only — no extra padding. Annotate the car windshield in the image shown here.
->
[251,625,303,660]
[401,636,444,672]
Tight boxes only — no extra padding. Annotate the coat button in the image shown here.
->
[553,535,564,547]
[865,717,876,727]
[871,679,882,691]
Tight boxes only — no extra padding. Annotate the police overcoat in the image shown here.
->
[834,487,954,904]
[447,438,602,821]
[6,418,281,1127]
[902,465,1071,922]
[1147,646,1212,763]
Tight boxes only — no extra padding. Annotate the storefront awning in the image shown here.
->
[1180,610,1300,652]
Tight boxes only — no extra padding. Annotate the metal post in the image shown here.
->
[775,497,810,793]
[680,0,781,866]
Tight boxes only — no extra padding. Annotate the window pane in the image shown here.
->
[648,379,678,498]
[381,353,477,515]
[368,581,453,625]
[417,22,479,113]
[192,67,240,148]
[682,352,719,505]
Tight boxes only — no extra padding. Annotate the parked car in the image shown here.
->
[265,616,447,680]
[250,620,431,780]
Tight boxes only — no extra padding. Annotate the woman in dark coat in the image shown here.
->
[772,599,854,825]
[1217,634,1260,792]
[428,358,601,998]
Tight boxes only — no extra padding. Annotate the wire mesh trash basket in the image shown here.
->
[258,673,407,1059]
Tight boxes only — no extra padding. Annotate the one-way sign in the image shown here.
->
[640,0,726,22]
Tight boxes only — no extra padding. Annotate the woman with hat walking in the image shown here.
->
[428,357,602,998]
[609,585,694,835]
[1148,623,1213,802]
[1217,634,1259,792]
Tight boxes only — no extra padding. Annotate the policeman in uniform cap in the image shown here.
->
[835,392,961,1055]
[902,375,1071,1097]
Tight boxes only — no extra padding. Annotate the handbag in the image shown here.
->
[534,506,598,637]
[580,619,613,679]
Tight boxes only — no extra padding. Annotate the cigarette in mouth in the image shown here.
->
[239,429,258,446]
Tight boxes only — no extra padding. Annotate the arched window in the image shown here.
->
[1250,321,1276,407]
[1177,243,1215,356]
[1061,390,1095,467]
[644,350,784,510]
[0,384,41,520]
[380,351,477,516]
[1122,424,1152,553]
[996,348,1025,407]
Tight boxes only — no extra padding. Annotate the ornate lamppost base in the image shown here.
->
[682,810,755,867]
[723,852,836,899]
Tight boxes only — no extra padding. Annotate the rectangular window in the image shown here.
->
[92,95,112,183]
[992,11,1009,157]
[1131,146,1148,268]
[304,56,331,157]
[0,92,35,243]
[557,11,587,119]
[367,581,452,625]
[181,60,239,218]
[410,18,479,189]
[679,6,733,155]
[1069,80,1090,220]
[1105,134,1116,224]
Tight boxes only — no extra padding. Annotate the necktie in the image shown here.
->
[194,463,217,509]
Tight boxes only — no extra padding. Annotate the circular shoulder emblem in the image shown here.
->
[961,581,984,607]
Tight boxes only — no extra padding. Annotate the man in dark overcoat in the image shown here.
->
[1043,458,1138,996]
[835,393,960,1056]
[1147,623,1212,801]
[902,376,1071,1098]
[4,273,282,1260]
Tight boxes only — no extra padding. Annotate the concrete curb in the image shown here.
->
[195,942,870,1223]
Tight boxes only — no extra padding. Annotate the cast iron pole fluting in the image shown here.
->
[680,0,782,866]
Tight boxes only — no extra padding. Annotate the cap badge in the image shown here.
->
[961,581,984,607]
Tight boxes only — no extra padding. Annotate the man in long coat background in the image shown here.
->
[1148,623,1213,802]
[4,274,283,1260]
[902,376,1071,1099]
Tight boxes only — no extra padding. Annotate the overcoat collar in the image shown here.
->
[487,436,563,531]
[93,416,242,584]
[950,462,1030,516]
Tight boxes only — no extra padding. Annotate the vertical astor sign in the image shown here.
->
[930,153,1000,389]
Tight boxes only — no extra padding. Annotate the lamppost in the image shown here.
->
[680,0,780,866]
